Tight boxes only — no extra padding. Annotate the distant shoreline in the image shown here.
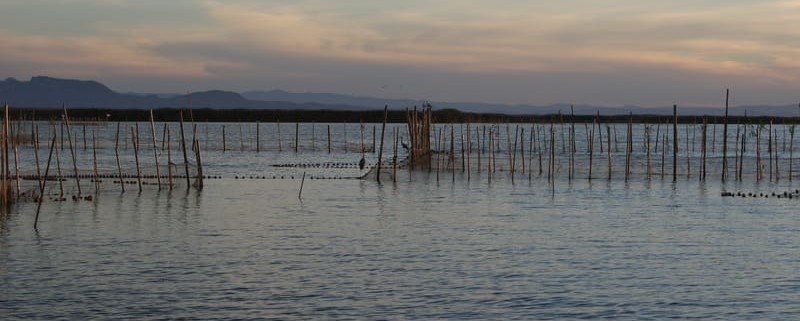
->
[7,107,800,124]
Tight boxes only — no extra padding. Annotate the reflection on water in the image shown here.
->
[1,122,800,319]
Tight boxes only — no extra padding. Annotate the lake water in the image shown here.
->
[2,121,800,319]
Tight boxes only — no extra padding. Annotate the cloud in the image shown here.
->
[0,31,209,78]
[197,0,800,82]
[1,0,798,105]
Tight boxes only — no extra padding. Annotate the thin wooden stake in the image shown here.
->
[149,110,161,189]
[34,136,56,229]
[376,106,388,183]
[132,125,142,192]
[298,171,306,200]
[114,122,125,192]
[62,106,82,197]
[179,111,191,187]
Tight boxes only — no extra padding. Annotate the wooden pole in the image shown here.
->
[769,121,773,180]
[685,123,690,179]
[92,128,99,195]
[607,125,612,180]
[62,106,82,197]
[298,171,306,200]
[114,122,124,192]
[757,125,762,181]
[734,124,740,181]
[132,125,142,192]
[55,128,64,198]
[520,127,525,176]
[82,123,87,150]
[673,105,678,182]
[646,125,651,180]
[149,110,161,189]
[166,125,173,190]
[327,125,331,153]
[790,124,795,181]
[34,136,56,229]
[194,137,203,190]
[161,123,168,151]
[376,106,388,183]
[257,121,261,152]
[13,129,20,199]
[722,89,730,181]
[179,111,191,187]
[393,127,398,183]
[295,122,299,153]
[702,118,707,181]
[488,128,492,184]
[511,125,518,184]
[33,125,42,191]
[589,124,594,180]
[467,123,471,181]
[550,123,555,197]
[222,125,226,153]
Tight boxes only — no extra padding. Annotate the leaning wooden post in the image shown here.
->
[33,125,43,191]
[790,124,795,181]
[55,129,64,198]
[607,125,612,180]
[769,121,773,181]
[34,136,57,230]
[92,128,99,195]
[589,124,594,180]
[62,106,82,197]
[393,127,398,183]
[12,124,20,199]
[702,118,707,181]
[82,123,87,150]
[451,124,456,183]
[114,122,125,192]
[179,111,191,187]
[194,137,203,190]
[376,106,388,183]
[149,110,161,189]
[298,171,306,200]
[722,89,729,181]
[673,105,678,182]
[132,126,142,192]
[166,125,173,189]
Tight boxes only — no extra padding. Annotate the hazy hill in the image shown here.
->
[2,76,798,116]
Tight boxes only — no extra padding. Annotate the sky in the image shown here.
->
[1,0,799,107]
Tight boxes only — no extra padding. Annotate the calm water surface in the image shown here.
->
[2,122,800,319]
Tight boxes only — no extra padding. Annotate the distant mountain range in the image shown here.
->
[2,76,799,116]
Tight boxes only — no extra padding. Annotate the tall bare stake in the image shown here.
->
[63,106,82,197]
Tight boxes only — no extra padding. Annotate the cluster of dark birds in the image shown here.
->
[722,190,800,199]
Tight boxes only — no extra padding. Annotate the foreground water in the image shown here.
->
[2,122,800,319]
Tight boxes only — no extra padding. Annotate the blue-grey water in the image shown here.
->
[2,121,800,319]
